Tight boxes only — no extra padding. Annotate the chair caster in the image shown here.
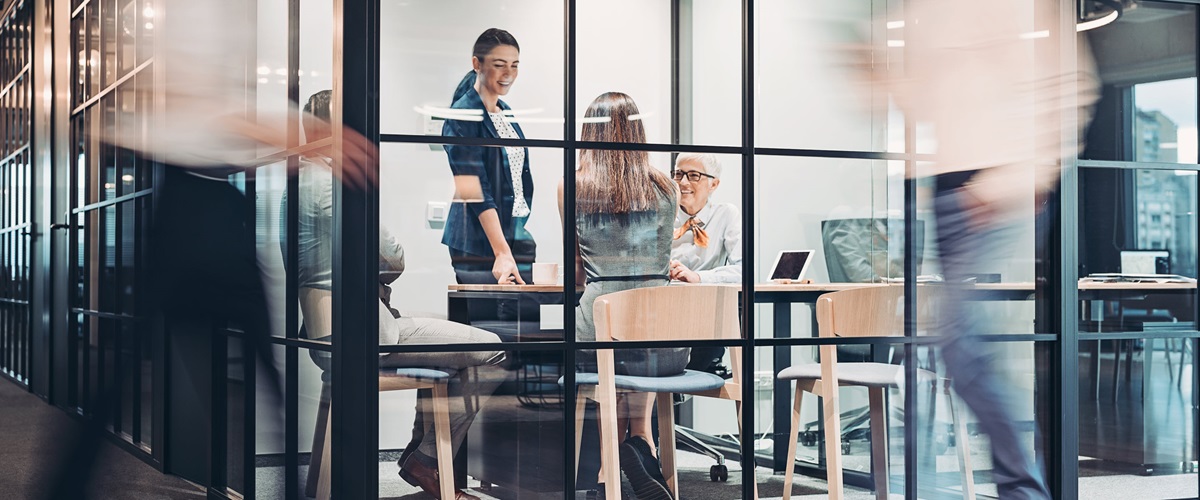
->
[710,464,728,482]
[842,441,851,455]
[800,430,818,447]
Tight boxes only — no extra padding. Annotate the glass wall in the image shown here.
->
[67,0,157,455]
[0,0,32,386]
[2,0,1197,499]
[1077,2,1200,498]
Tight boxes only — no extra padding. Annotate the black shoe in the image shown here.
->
[619,437,672,500]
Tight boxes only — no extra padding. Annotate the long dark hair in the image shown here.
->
[576,92,675,214]
[451,28,520,105]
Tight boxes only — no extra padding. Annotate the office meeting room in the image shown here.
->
[2,0,1199,499]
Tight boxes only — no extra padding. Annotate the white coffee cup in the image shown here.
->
[533,262,559,285]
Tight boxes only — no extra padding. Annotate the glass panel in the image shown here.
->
[299,0,333,130]
[1134,78,1197,164]
[380,141,564,319]
[1078,338,1198,499]
[758,341,911,498]
[573,0,742,146]
[755,0,902,153]
[379,0,566,140]
[255,0,290,153]
[1079,168,1198,334]
[917,341,1051,499]
[1082,2,1198,163]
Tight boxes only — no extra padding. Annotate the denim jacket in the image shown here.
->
[440,87,533,258]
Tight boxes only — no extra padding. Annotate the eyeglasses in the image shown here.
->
[672,170,715,182]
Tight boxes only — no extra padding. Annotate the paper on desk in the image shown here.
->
[1080,273,1197,284]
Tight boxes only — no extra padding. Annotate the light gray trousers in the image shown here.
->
[380,305,506,465]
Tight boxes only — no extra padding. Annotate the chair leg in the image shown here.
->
[947,386,975,500]
[597,383,622,500]
[657,393,679,499]
[1165,338,1176,382]
[316,400,333,500]
[783,385,804,500]
[575,385,591,485]
[432,382,457,500]
[734,400,760,500]
[306,382,331,498]
[822,383,844,500]
[868,387,889,500]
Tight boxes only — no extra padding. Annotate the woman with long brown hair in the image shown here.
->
[559,92,684,499]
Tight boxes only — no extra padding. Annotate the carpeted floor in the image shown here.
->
[6,373,1196,500]
[0,377,205,500]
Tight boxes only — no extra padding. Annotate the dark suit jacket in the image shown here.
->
[440,87,534,258]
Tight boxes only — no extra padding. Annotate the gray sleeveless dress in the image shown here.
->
[575,186,690,377]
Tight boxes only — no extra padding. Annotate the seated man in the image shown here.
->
[669,153,742,373]
[288,90,503,500]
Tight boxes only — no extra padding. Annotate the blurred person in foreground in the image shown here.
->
[43,1,376,498]
[877,1,1099,498]
[290,90,503,500]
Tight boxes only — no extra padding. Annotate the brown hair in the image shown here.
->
[576,92,675,214]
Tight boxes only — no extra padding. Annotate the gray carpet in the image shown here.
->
[0,377,205,500]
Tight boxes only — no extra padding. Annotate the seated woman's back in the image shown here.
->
[569,92,687,377]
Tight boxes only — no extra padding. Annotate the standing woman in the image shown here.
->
[442,28,535,285]
[559,92,686,499]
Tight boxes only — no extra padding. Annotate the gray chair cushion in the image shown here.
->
[389,368,453,380]
[561,369,727,393]
[776,362,936,387]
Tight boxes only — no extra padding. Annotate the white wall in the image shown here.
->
[379,0,676,317]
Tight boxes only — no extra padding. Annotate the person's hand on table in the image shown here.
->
[492,253,525,284]
[669,260,701,283]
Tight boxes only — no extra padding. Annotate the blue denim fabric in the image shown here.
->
[933,180,1051,500]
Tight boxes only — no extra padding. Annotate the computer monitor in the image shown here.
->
[1120,249,1170,274]
[821,218,925,283]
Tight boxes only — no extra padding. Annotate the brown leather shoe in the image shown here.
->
[398,454,480,500]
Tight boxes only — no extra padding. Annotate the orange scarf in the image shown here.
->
[673,216,709,248]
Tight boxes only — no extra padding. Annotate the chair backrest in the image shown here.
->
[816,286,906,338]
[592,285,740,342]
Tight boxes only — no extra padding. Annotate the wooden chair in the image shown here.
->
[299,287,457,500]
[777,286,975,500]
[567,285,757,500]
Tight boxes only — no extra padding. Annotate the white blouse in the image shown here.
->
[489,112,530,218]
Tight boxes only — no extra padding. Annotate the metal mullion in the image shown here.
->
[562,0,578,496]
[284,0,300,496]
[755,146,930,162]
[1055,1,1082,496]
[331,0,381,497]
[70,58,151,117]
[71,187,151,214]
[902,7,918,493]
[1194,10,1200,497]
[71,0,88,20]
[1078,159,1200,171]
[240,0,262,480]
[132,305,143,444]
[740,1,756,498]
[0,65,29,117]
[378,132,742,155]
